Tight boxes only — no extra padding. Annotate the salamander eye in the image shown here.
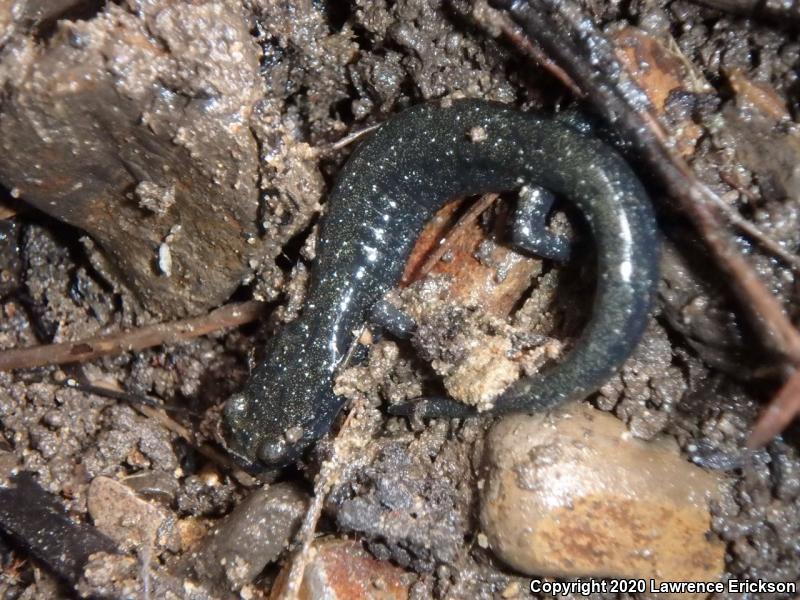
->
[257,437,287,464]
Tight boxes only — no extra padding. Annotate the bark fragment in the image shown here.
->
[0,1,264,316]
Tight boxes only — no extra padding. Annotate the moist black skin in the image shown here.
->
[223,100,660,469]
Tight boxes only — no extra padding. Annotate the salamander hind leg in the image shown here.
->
[510,185,571,263]
[387,396,475,419]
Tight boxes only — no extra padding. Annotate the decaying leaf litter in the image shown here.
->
[0,0,799,598]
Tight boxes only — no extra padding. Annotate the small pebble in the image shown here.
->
[178,483,308,592]
[88,476,179,553]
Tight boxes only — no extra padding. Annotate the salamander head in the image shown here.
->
[222,323,344,469]
[223,386,338,470]
[223,383,342,469]
[223,390,304,468]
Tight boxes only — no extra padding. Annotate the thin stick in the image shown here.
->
[0,300,266,371]
[495,16,582,97]
[326,123,382,153]
[748,368,800,448]
[134,405,258,487]
[278,396,368,599]
[278,327,372,599]
[64,381,199,415]
[67,380,258,486]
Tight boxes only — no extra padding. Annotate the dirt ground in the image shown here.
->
[0,0,799,598]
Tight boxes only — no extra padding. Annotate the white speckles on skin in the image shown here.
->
[620,259,632,280]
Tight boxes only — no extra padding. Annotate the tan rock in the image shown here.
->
[270,538,412,600]
[88,475,178,554]
[480,403,725,596]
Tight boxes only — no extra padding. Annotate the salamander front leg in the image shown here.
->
[511,185,571,263]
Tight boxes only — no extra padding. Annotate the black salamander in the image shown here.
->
[223,100,659,468]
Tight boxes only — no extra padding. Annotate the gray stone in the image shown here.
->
[179,482,308,591]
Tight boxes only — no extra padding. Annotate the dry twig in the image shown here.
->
[277,323,376,599]
[717,172,800,272]
[413,192,500,281]
[278,396,370,599]
[748,367,800,448]
[325,123,382,153]
[0,300,266,371]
